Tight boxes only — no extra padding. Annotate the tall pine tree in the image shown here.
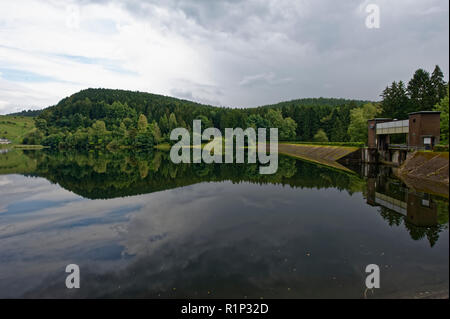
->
[407,69,435,112]
[431,65,447,103]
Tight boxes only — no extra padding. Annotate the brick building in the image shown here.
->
[368,111,441,151]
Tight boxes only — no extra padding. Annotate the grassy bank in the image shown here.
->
[154,143,171,151]
[0,116,36,144]
[12,144,45,149]
[0,149,38,175]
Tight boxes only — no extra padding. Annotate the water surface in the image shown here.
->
[0,150,448,298]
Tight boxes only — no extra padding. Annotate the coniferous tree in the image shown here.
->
[159,114,169,134]
[168,113,178,130]
[407,69,435,112]
[431,65,447,103]
[381,81,411,119]
[380,82,395,118]
[137,114,148,132]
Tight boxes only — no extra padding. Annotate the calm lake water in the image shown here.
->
[0,149,448,298]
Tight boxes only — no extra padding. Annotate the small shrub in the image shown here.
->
[434,144,449,152]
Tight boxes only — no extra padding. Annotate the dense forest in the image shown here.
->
[26,90,368,149]
[7,109,43,117]
[21,65,448,149]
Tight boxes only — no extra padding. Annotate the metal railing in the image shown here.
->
[388,144,427,151]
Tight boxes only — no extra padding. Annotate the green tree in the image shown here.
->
[22,130,44,145]
[73,129,89,148]
[265,109,297,140]
[408,69,435,112]
[282,117,297,141]
[313,129,329,142]
[72,113,84,130]
[137,114,148,132]
[123,118,133,129]
[266,109,284,128]
[135,131,154,148]
[34,118,48,133]
[92,120,106,133]
[195,115,213,128]
[168,113,178,130]
[381,81,411,119]
[41,133,65,148]
[246,114,268,129]
[159,114,169,133]
[89,120,109,146]
[118,122,127,138]
[348,103,382,143]
[149,121,162,143]
[434,86,449,144]
[431,65,447,103]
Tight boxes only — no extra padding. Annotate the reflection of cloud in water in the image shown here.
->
[0,175,448,298]
[0,175,12,186]
[0,176,142,297]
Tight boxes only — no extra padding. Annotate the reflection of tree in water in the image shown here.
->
[378,207,448,247]
[436,199,450,225]
[18,149,449,247]
[22,149,365,200]
[379,207,403,227]
[364,164,449,248]
[404,222,446,248]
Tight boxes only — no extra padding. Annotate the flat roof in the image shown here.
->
[367,118,392,122]
[409,111,441,115]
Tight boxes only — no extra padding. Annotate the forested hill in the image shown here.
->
[31,88,371,148]
[39,88,222,128]
[7,109,43,117]
[260,97,371,109]
[15,65,450,148]
[39,88,369,122]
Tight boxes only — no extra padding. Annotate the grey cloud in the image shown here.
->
[239,72,293,87]
[170,79,224,106]
[125,0,448,106]
[170,88,222,106]
[4,0,449,110]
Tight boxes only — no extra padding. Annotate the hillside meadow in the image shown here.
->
[0,116,36,144]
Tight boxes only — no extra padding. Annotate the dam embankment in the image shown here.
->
[396,151,449,198]
[278,143,360,173]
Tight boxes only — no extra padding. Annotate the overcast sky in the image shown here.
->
[0,0,448,114]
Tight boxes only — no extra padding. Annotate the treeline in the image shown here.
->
[7,109,43,117]
[22,65,448,149]
[381,65,447,119]
[25,89,368,149]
